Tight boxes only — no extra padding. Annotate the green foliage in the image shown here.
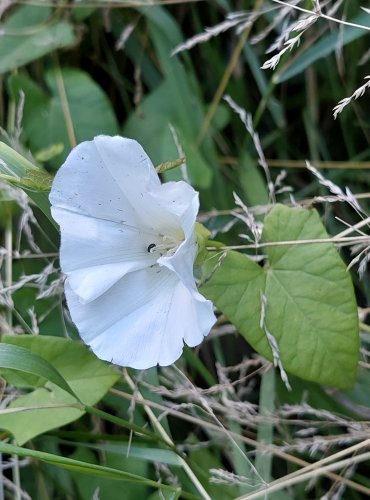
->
[70,448,150,500]
[123,6,227,191]
[0,343,78,398]
[0,5,75,74]
[0,141,53,221]
[0,336,119,444]
[202,205,359,388]
[0,1,369,498]
[9,69,119,167]
[0,442,182,495]
[76,442,182,466]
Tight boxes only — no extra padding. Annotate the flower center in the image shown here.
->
[147,232,184,258]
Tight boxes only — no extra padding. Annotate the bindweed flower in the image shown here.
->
[49,136,216,369]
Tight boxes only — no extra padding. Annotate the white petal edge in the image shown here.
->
[65,265,216,369]
[49,136,160,225]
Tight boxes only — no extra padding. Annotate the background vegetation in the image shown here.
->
[0,0,370,498]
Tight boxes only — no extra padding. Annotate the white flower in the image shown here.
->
[49,135,216,369]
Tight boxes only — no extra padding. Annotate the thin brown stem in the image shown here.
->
[196,0,264,146]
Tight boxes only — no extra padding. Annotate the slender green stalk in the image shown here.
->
[53,55,76,149]
[196,0,264,146]
[124,371,212,500]
[84,405,173,449]
[4,215,21,500]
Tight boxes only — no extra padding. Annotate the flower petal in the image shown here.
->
[49,136,160,224]
[146,180,199,237]
[51,207,157,302]
[93,135,160,199]
[151,181,200,288]
[50,135,215,368]
[92,136,183,237]
[65,266,216,369]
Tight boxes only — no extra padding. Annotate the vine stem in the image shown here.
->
[123,370,211,500]
[206,234,370,252]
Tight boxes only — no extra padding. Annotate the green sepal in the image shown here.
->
[0,141,55,225]
[0,142,53,191]
[194,222,212,266]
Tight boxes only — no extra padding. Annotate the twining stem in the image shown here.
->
[123,370,212,500]
[206,234,370,252]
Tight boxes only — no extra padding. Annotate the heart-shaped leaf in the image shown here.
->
[202,204,359,388]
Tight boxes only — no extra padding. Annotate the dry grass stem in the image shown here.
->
[333,76,370,118]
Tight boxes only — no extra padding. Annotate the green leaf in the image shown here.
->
[70,448,149,500]
[9,68,119,168]
[0,5,75,73]
[0,343,78,399]
[254,369,277,491]
[5,3,51,28]
[124,81,178,164]
[0,336,119,444]
[124,79,212,188]
[70,442,181,466]
[124,7,213,189]
[0,442,182,495]
[239,152,269,207]
[35,143,65,162]
[202,204,359,388]
[243,45,285,129]
[337,366,370,417]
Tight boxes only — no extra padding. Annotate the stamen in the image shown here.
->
[147,233,185,257]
